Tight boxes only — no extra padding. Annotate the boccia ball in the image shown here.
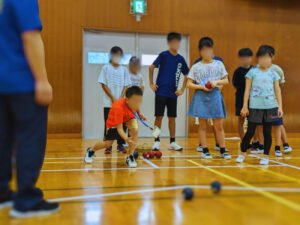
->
[182,188,194,200]
[133,151,139,159]
[155,151,162,159]
[205,81,212,89]
[211,181,222,194]
[149,151,155,158]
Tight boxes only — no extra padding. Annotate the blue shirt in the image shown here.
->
[245,67,280,109]
[153,51,189,98]
[0,0,42,94]
[194,56,223,65]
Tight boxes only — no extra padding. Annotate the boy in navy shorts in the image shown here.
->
[149,32,189,151]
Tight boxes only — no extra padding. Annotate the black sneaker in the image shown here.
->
[105,146,112,154]
[84,147,95,163]
[117,145,127,153]
[10,200,60,218]
[0,191,13,209]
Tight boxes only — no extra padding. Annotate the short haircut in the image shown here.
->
[266,45,275,56]
[238,48,253,57]
[256,45,273,57]
[198,37,214,50]
[126,86,143,98]
[129,56,141,65]
[110,46,123,55]
[167,32,182,42]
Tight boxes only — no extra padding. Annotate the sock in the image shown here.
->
[203,148,209,154]
[252,141,259,148]
[259,145,264,150]
[275,146,280,151]
[199,144,202,147]
[155,137,160,142]
[220,148,226,154]
[216,143,220,147]
[283,143,289,147]
[170,137,175,143]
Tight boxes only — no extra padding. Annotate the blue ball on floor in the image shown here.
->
[211,181,222,194]
[182,188,194,200]
[133,151,139,159]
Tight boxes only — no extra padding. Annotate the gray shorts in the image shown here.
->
[248,108,279,124]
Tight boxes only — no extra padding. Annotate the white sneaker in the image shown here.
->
[201,152,212,159]
[275,150,282,157]
[250,148,264,154]
[0,201,13,209]
[126,155,137,168]
[260,158,269,165]
[168,142,183,151]
[152,141,160,151]
[196,145,203,152]
[215,145,229,152]
[284,146,292,153]
[236,155,245,163]
[221,152,231,159]
[84,147,95,163]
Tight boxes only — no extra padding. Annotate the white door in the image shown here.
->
[83,31,189,138]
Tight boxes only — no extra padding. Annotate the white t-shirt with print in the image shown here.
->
[98,64,131,108]
[129,73,144,88]
[188,60,228,86]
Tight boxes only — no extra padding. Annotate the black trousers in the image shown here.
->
[241,121,272,155]
[103,107,126,146]
[0,92,48,211]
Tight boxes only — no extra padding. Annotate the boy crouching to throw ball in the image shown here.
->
[84,86,144,168]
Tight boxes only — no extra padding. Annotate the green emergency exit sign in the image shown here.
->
[133,0,146,14]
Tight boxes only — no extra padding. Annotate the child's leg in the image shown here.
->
[257,125,264,145]
[253,129,259,142]
[280,125,288,144]
[241,122,257,154]
[198,119,207,148]
[168,117,175,141]
[116,124,127,147]
[128,128,138,155]
[237,116,245,139]
[262,122,272,156]
[212,125,219,146]
[154,116,163,131]
[92,140,114,152]
[212,119,225,150]
[273,125,281,147]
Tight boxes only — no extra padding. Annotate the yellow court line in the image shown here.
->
[187,159,300,212]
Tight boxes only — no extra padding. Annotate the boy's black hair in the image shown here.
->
[110,46,123,55]
[238,48,253,57]
[256,45,273,57]
[198,37,214,50]
[266,45,275,56]
[167,32,182,42]
[126,86,143,98]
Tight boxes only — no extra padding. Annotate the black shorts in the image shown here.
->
[272,117,283,126]
[248,108,278,124]
[104,128,121,141]
[155,95,177,117]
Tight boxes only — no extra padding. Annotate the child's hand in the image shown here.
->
[111,97,117,103]
[150,84,158,92]
[139,114,147,121]
[240,107,249,117]
[175,90,183,96]
[278,108,283,117]
[202,86,213,92]
[210,81,218,88]
[35,80,53,106]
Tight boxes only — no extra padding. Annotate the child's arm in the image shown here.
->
[274,80,283,117]
[175,75,188,96]
[149,64,158,92]
[187,79,212,91]
[120,86,127,99]
[240,78,252,117]
[101,84,117,103]
[211,76,229,88]
[116,124,131,143]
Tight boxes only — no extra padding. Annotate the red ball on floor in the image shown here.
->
[149,151,155,158]
[155,151,162,159]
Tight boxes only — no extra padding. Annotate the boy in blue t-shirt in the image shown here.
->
[0,0,59,217]
[149,32,189,151]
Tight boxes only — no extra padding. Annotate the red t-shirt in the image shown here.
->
[106,98,136,128]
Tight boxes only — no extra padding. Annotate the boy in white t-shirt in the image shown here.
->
[128,56,144,91]
[98,46,131,154]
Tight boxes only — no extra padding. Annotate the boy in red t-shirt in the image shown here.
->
[84,86,144,167]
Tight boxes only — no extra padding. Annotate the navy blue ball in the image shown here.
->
[211,181,222,194]
[133,151,139,159]
[182,188,194,200]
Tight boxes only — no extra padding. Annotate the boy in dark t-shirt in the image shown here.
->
[232,48,253,139]
[149,32,189,151]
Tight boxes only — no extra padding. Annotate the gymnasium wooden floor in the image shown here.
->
[1,135,300,225]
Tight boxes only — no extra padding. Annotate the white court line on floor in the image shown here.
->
[44,154,239,160]
[41,164,285,172]
[140,156,160,168]
[250,154,300,170]
[49,185,300,203]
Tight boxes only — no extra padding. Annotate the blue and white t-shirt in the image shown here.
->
[188,60,228,86]
[0,0,43,94]
[129,73,143,88]
[153,51,189,98]
[98,64,131,108]
[245,67,280,109]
